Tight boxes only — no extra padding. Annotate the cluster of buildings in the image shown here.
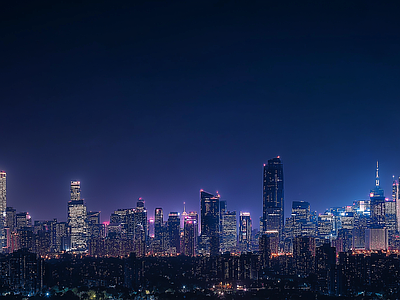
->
[0,175,257,257]
[263,160,400,255]
[0,157,400,259]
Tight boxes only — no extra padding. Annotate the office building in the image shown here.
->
[16,212,32,230]
[67,180,88,252]
[134,198,147,244]
[221,211,237,253]
[167,212,180,254]
[293,236,315,277]
[6,206,16,233]
[263,157,284,246]
[183,212,198,256]
[385,199,397,248]
[365,227,388,250]
[239,212,252,252]
[200,190,220,256]
[154,208,165,253]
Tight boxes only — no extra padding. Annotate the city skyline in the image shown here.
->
[2,1,400,228]
[1,159,399,227]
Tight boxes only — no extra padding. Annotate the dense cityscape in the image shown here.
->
[1,157,400,299]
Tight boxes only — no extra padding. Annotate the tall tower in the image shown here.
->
[183,211,198,256]
[263,157,284,244]
[200,190,220,256]
[167,212,180,254]
[239,211,252,252]
[154,207,164,253]
[0,171,6,252]
[134,198,147,242]
[67,180,88,252]
[370,162,385,228]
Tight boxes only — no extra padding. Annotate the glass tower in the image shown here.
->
[262,157,284,245]
[200,190,220,256]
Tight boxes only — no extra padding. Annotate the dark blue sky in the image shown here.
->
[1,1,400,226]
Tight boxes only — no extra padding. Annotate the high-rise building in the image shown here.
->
[293,236,315,277]
[134,198,147,243]
[365,227,388,250]
[262,157,284,246]
[55,221,69,252]
[70,180,81,201]
[239,212,252,252]
[167,212,180,254]
[67,180,88,252]
[6,207,16,233]
[385,200,397,248]
[0,171,6,252]
[370,162,385,229]
[183,212,198,256]
[154,208,165,253]
[221,211,237,253]
[16,212,32,230]
[259,234,271,269]
[200,190,220,256]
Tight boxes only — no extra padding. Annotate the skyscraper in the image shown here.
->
[154,207,165,253]
[220,210,237,253]
[132,198,147,256]
[200,190,220,256]
[0,171,6,252]
[263,157,284,246]
[239,211,252,252]
[370,162,385,228]
[67,180,88,252]
[134,198,147,242]
[183,212,198,256]
[167,212,180,254]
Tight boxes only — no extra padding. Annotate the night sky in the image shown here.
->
[1,1,400,226]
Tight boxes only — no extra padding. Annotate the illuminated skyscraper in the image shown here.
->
[134,198,147,242]
[154,207,165,253]
[67,180,88,252]
[263,157,284,246]
[0,171,6,252]
[70,180,81,201]
[200,190,220,256]
[221,211,237,253]
[183,212,198,256]
[239,212,252,252]
[370,162,385,228]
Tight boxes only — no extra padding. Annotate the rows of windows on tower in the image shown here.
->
[2,160,400,296]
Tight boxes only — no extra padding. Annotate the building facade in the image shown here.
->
[262,157,284,247]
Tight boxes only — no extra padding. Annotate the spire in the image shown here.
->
[183,201,186,213]
[375,161,380,187]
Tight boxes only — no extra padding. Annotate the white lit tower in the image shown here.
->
[0,171,6,252]
[67,180,88,252]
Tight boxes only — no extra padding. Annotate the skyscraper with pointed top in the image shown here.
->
[262,157,284,246]
[370,161,385,228]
